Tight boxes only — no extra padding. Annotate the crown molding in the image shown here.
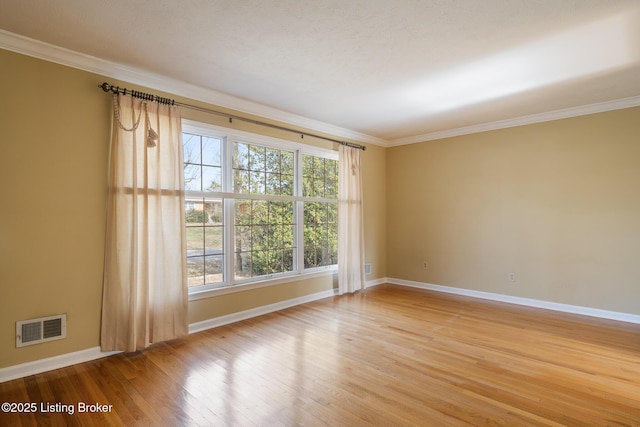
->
[388,95,640,146]
[0,29,386,147]
[3,29,638,149]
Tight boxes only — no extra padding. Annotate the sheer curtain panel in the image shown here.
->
[338,145,365,295]
[101,94,187,352]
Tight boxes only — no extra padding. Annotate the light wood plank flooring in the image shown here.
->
[2,284,640,426]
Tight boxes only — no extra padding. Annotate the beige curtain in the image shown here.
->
[338,145,365,295]
[101,94,187,352]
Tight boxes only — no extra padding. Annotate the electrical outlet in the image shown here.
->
[423,261,428,270]
[508,272,516,283]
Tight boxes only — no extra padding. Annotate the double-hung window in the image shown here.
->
[182,120,338,294]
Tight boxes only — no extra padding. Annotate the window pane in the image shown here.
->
[249,145,266,171]
[234,143,249,170]
[265,148,280,173]
[329,234,338,264]
[304,223,314,247]
[328,202,337,223]
[282,174,294,196]
[326,159,338,198]
[234,169,250,193]
[187,257,204,287]
[235,201,251,225]
[304,202,317,225]
[235,226,251,253]
[326,178,337,199]
[326,159,337,181]
[304,246,316,269]
[268,225,283,248]
[250,171,266,194]
[184,164,201,192]
[202,166,222,192]
[265,172,280,195]
[268,201,283,224]
[204,255,223,284]
[252,225,268,251]
[204,200,223,225]
[315,178,325,197]
[185,201,207,226]
[316,203,328,223]
[314,157,326,180]
[302,156,314,197]
[202,136,221,166]
[252,200,268,225]
[319,223,329,246]
[205,226,223,255]
[303,155,314,177]
[283,249,294,271]
[316,246,328,266]
[268,250,283,274]
[282,225,295,249]
[183,133,201,164]
[186,226,204,251]
[235,252,251,279]
[252,251,268,276]
[281,152,294,175]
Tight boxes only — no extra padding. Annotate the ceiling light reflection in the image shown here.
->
[407,10,640,113]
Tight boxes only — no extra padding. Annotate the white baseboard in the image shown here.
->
[386,277,640,324]
[365,277,387,289]
[0,347,120,384]
[189,288,338,334]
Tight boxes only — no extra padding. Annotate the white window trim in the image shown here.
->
[188,269,337,301]
[183,120,338,300]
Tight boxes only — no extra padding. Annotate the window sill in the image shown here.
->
[188,267,338,301]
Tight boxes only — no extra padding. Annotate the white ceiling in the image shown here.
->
[1,0,640,145]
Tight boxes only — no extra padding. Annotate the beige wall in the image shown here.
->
[0,49,387,368]
[0,50,111,369]
[387,107,640,314]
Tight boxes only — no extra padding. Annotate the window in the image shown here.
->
[233,142,296,279]
[183,133,224,287]
[182,120,338,294]
[302,155,338,268]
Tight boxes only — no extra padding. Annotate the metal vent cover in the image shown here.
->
[16,314,66,347]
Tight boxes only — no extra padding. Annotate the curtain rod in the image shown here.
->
[99,82,366,151]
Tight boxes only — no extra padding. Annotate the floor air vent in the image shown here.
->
[16,314,66,347]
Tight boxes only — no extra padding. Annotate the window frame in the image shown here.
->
[183,119,338,300]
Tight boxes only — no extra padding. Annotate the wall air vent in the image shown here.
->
[16,314,66,348]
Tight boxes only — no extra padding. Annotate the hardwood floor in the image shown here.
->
[2,284,640,426]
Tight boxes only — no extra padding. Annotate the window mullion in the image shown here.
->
[295,150,304,274]
[223,135,234,285]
